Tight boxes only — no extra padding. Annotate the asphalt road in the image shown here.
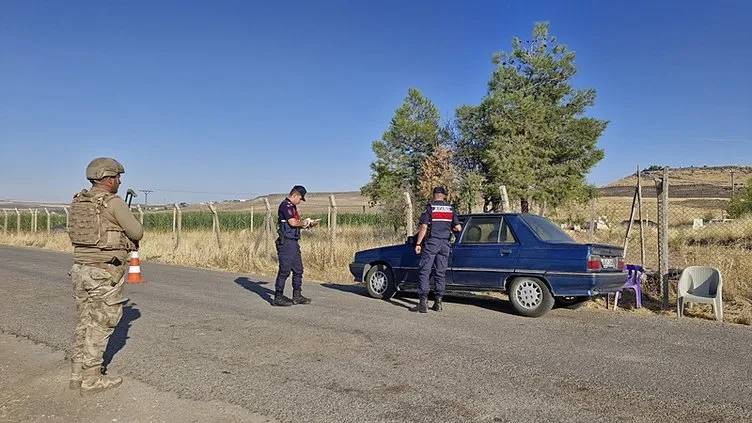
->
[1,245,750,422]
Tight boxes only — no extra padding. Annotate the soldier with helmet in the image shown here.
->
[414,186,462,313]
[67,157,143,392]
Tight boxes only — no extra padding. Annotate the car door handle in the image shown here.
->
[500,249,512,256]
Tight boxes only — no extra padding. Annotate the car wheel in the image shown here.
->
[365,264,396,299]
[508,277,554,317]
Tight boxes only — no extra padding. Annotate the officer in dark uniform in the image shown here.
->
[414,187,462,313]
[273,185,318,306]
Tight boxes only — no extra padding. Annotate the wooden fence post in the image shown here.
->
[45,208,51,233]
[637,165,646,267]
[499,185,510,212]
[29,209,36,233]
[656,167,670,308]
[3,209,7,235]
[63,207,69,230]
[329,194,337,265]
[173,203,182,252]
[207,202,222,249]
[136,205,144,224]
[263,197,273,254]
[404,192,413,236]
[15,208,20,234]
[172,206,177,234]
[250,206,254,234]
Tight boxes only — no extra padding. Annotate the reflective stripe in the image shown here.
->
[128,265,141,273]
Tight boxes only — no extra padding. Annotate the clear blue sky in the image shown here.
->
[1,0,750,203]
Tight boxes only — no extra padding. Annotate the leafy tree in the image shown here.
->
[362,88,443,229]
[456,171,485,213]
[455,22,606,211]
[418,146,457,203]
[728,179,752,218]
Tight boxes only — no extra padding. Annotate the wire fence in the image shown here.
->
[2,168,750,304]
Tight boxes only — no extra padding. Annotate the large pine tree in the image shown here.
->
[455,22,606,211]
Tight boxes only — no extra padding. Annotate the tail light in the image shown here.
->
[587,255,602,271]
[617,258,625,270]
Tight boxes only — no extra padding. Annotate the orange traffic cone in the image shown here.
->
[126,251,145,284]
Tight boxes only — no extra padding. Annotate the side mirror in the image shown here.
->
[406,235,415,245]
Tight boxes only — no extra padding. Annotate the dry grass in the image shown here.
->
[1,220,749,325]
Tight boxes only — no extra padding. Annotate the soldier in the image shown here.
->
[273,185,318,306]
[68,158,143,392]
[414,187,462,313]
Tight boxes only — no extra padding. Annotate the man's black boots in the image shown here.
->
[415,297,428,313]
[292,289,311,305]
[432,296,443,312]
[273,291,294,306]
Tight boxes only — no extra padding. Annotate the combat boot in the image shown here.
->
[272,291,294,307]
[69,360,83,389]
[80,366,122,394]
[292,290,311,305]
[432,296,443,312]
[412,297,428,313]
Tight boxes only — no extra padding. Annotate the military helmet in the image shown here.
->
[86,157,125,180]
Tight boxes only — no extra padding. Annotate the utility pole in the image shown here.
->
[140,189,153,207]
[731,169,736,197]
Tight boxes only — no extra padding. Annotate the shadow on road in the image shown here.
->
[102,303,141,373]
[234,277,274,305]
[321,283,517,314]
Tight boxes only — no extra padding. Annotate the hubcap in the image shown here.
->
[515,279,543,309]
[369,270,388,295]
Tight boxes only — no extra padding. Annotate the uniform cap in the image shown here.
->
[433,186,448,195]
[291,185,307,201]
[86,157,125,180]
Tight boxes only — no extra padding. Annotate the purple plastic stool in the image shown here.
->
[614,264,643,308]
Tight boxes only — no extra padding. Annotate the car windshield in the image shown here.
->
[521,214,576,243]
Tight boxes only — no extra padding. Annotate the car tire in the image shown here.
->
[365,264,396,300]
[508,277,555,317]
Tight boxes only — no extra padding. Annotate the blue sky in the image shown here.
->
[1,0,750,203]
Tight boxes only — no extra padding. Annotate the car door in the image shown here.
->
[449,215,520,289]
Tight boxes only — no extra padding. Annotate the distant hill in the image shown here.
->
[181,191,374,214]
[598,166,751,198]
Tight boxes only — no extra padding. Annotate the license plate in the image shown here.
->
[601,258,617,269]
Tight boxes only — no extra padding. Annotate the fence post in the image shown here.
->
[655,167,670,308]
[588,198,596,242]
[63,207,69,230]
[2,209,7,235]
[136,205,144,224]
[329,194,337,265]
[499,185,510,212]
[15,208,20,234]
[250,206,254,234]
[637,165,646,267]
[263,197,273,254]
[45,208,51,233]
[404,192,413,236]
[173,203,182,252]
[207,202,222,249]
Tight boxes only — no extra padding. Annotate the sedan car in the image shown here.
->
[349,213,627,317]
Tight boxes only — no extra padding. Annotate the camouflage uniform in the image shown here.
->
[68,158,143,392]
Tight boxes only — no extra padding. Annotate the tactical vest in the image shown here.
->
[68,190,135,251]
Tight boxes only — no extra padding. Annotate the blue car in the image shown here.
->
[349,213,627,317]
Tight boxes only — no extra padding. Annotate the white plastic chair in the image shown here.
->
[676,266,723,321]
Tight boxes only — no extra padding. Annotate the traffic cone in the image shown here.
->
[126,251,145,284]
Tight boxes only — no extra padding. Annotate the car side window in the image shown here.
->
[459,216,503,244]
[498,217,517,243]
